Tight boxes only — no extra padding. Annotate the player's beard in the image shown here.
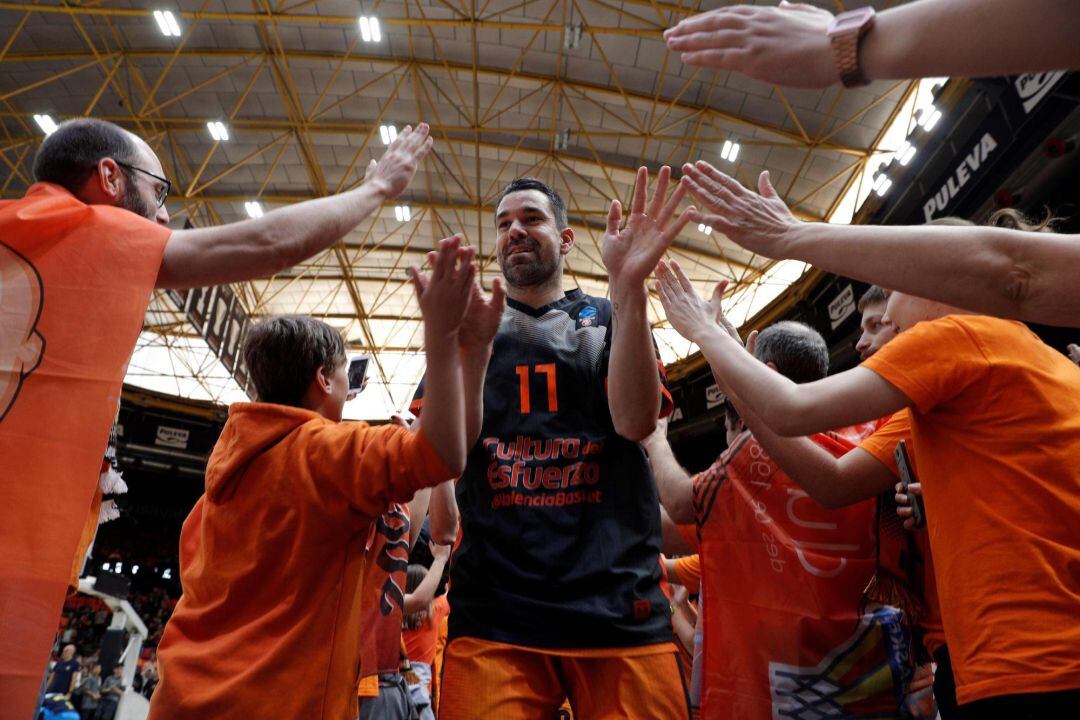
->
[498,242,560,289]
[118,173,156,221]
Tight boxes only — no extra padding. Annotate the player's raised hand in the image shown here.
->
[681,161,801,260]
[653,259,716,344]
[410,235,476,343]
[602,166,695,290]
[365,123,434,199]
[459,276,506,354]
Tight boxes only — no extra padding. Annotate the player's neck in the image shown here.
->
[505,277,566,309]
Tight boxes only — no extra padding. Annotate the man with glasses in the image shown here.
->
[0,117,433,719]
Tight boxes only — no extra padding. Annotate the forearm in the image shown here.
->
[607,284,662,440]
[785,222,1080,325]
[427,480,459,546]
[642,435,695,524]
[157,180,389,288]
[863,0,1080,82]
[408,487,432,548]
[417,333,467,476]
[460,345,492,447]
[404,555,448,613]
[670,604,696,655]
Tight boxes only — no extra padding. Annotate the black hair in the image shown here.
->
[32,118,140,194]
[498,177,568,229]
[242,316,347,407]
[753,321,829,384]
[857,286,887,314]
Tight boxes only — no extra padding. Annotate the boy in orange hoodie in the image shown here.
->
[148,236,483,720]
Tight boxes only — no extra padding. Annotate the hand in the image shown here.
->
[409,235,476,344]
[364,123,434,199]
[706,279,744,342]
[430,542,452,562]
[894,480,923,531]
[389,412,413,429]
[681,162,801,260]
[1068,343,1080,366]
[671,584,690,609]
[459,277,506,353]
[654,259,718,344]
[664,2,838,88]
[602,166,695,290]
[642,415,669,450]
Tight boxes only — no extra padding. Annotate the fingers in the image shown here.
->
[364,159,378,180]
[606,198,622,235]
[666,30,745,53]
[647,166,671,219]
[664,8,747,42]
[489,276,506,312]
[694,160,748,197]
[662,205,696,243]
[744,329,758,355]
[894,491,910,506]
[432,234,463,280]
[670,259,695,295]
[408,265,427,299]
[711,279,729,305]
[657,180,688,229]
[631,166,649,216]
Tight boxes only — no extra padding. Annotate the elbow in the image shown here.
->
[663,500,695,526]
[615,416,658,443]
[430,524,458,546]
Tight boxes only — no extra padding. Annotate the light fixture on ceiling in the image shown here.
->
[207,121,229,141]
[379,124,398,145]
[244,201,264,219]
[153,10,182,37]
[698,223,713,235]
[554,128,570,151]
[721,138,740,162]
[132,565,140,575]
[917,105,943,131]
[896,140,916,166]
[359,16,382,43]
[33,114,58,136]
[872,173,892,197]
[563,23,583,50]
[394,205,411,222]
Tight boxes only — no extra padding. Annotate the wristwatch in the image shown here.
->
[827,6,876,88]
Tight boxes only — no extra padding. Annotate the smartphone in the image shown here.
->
[347,356,370,395]
[893,440,926,529]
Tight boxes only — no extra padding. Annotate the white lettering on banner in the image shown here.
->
[669,407,684,422]
[828,284,855,330]
[705,383,724,409]
[923,132,998,221]
[1015,71,1066,114]
[155,425,190,449]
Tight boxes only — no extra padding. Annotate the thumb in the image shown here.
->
[364,159,378,179]
[606,199,622,235]
[745,329,759,355]
[758,170,778,199]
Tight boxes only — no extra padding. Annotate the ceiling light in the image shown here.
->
[102,562,111,571]
[207,121,229,142]
[378,124,397,145]
[132,565,140,575]
[33,114,58,136]
[563,23,583,50]
[698,223,712,235]
[359,16,381,43]
[897,141,916,166]
[154,10,182,37]
[114,562,123,573]
[162,568,172,579]
[872,174,892,197]
[394,205,411,222]
[721,139,740,162]
[917,106,942,131]
[244,201,264,219]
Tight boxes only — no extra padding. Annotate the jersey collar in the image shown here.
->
[506,288,584,318]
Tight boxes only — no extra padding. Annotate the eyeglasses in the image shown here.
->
[115,161,172,208]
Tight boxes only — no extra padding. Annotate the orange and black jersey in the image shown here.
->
[412,289,675,649]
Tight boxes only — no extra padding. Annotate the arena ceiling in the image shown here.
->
[0,0,928,417]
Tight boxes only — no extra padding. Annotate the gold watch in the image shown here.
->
[827,7,876,88]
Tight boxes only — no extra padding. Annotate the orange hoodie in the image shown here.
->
[148,403,451,720]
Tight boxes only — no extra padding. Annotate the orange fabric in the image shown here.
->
[862,315,1080,704]
[68,488,104,592]
[0,183,170,719]
[432,601,450,711]
[357,674,378,699]
[439,637,688,720]
[675,523,699,553]
[403,594,449,669]
[148,404,452,720]
[695,427,910,719]
[857,410,946,654]
[672,554,701,592]
[358,503,411,678]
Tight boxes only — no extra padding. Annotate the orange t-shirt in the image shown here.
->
[673,554,701,592]
[0,183,170,719]
[148,403,452,720]
[359,502,411,678]
[863,315,1080,704]
[857,411,946,655]
[404,594,451,669]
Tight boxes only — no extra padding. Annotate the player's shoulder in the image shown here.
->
[556,290,610,327]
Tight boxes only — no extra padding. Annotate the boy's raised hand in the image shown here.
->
[409,235,476,344]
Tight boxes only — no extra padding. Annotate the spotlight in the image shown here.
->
[33,114,58,136]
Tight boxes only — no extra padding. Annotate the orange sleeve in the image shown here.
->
[673,554,701,591]
[312,423,452,519]
[862,316,989,414]
[856,411,913,478]
[675,522,699,552]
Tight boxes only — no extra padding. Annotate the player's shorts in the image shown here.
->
[438,637,691,720]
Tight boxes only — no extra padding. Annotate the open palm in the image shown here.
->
[459,277,506,351]
[602,166,695,288]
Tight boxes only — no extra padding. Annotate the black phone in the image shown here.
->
[347,356,370,395]
[893,439,926,529]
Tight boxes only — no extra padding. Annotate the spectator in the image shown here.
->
[73,664,102,720]
[401,552,453,720]
[94,666,124,720]
[45,645,81,696]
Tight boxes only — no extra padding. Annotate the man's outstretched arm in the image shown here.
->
[156,124,432,289]
[641,418,696,525]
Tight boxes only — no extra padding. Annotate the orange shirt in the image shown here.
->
[863,315,1080,704]
[0,183,170,720]
[857,411,946,655]
[404,594,451,669]
[358,502,411,678]
[148,404,452,720]
[673,554,701,592]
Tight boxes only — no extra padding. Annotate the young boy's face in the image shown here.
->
[324,359,350,422]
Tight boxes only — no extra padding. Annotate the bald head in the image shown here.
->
[754,321,829,383]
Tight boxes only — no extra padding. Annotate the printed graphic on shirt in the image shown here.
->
[373,504,410,616]
[0,241,45,423]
